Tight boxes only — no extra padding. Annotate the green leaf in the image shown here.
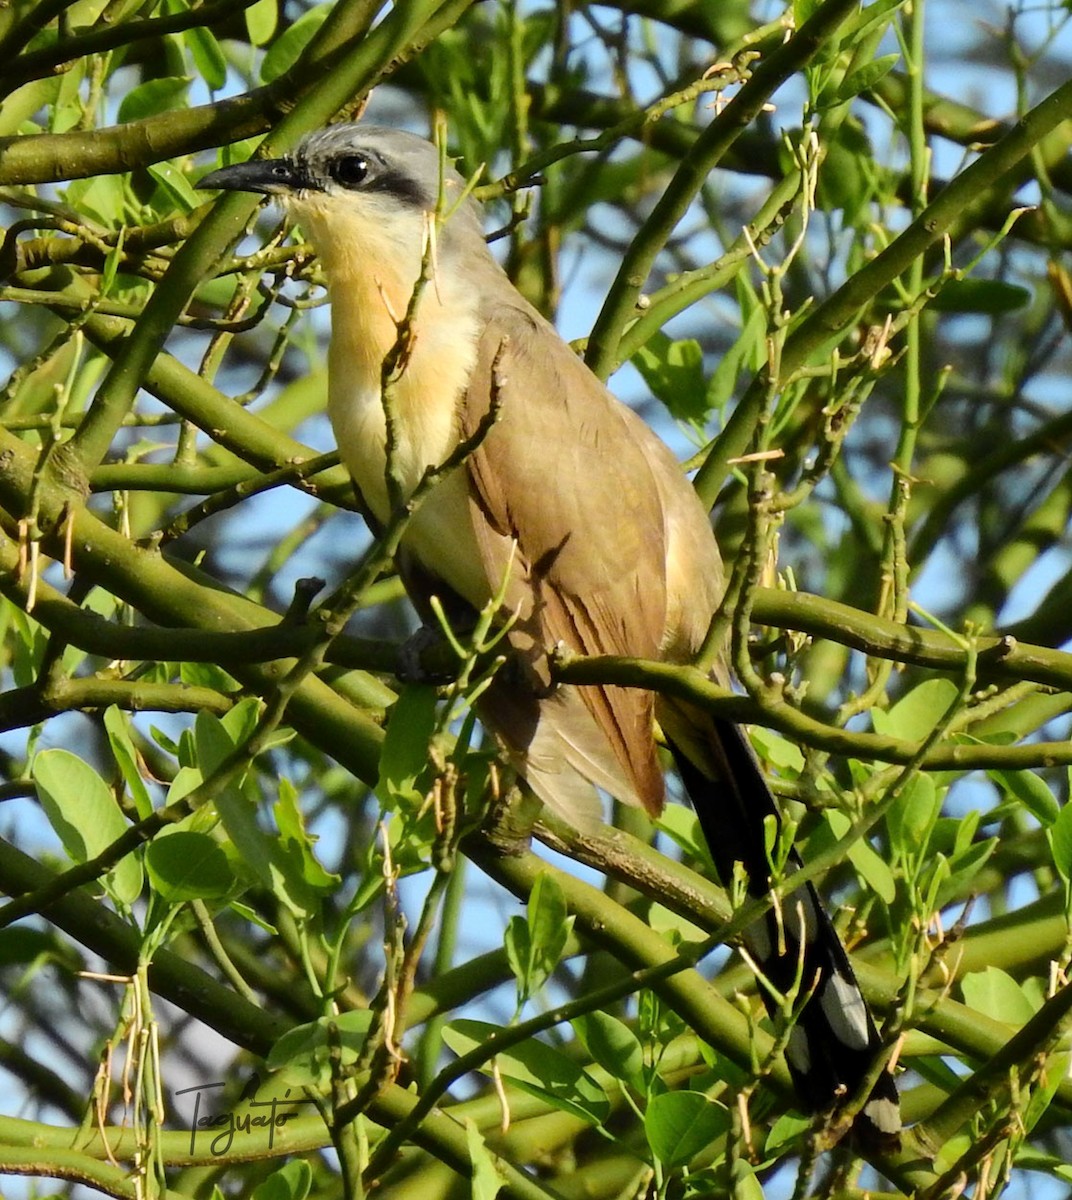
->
[251,1159,312,1200]
[117,77,190,124]
[150,724,180,757]
[935,1132,973,1175]
[1022,1051,1068,1134]
[244,0,278,45]
[736,1166,766,1200]
[952,808,981,857]
[229,899,277,936]
[644,1090,730,1167]
[381,804,440,876]
[930,279,1032,314]
[0,77,63,138]
[100,230,125,297]
[104,706,152,820]
[572,1011,645,1092]
[32,749,143,907]
[503,915,532,999]
[885,774,940,861]
[266,1011,374,1075]
[465,1118,504,1200]
[62,174,125,226]
[505,872,572,1003]
[376,685,438,807]
[215,789,274,884]
[638,989,686,1044]
[194,710,236,774]
[825,811,896,903]
[260,4,331,83]
[196,768,331,916]
[221,695,261,748]
[274,779,339,894]
[443,1020,609,1126]
[51,60,85,133]
[145,831,233,903]
[4,602,46,688]
[1049,802,1072,881]
[705,306,767,417]
[166,765,202,805]
[214,778,325,921]
[748,725,805,775]
[764,1110,812,1156]
[920,853,952,916]
[938,838,996,907]
[0,926,81,972]
[872,678,959,741]
[632,333,708,423]
[961,966,1039,1027]
[847,0,906,41]
[181,660,238,694]
[833,54,900,103]
[815,119,873,219]
[654,803,707,862]
[648,901,705,945]
[146,160,200,214]
[991,768,1059,827]
[183,23,226,90]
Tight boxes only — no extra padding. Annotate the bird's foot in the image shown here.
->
[396,624,457,685]
[480,779,542,857]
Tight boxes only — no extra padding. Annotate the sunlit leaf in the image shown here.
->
[104,706,153,820]
[245,0,279,46]
[117,77,191,124]
[872,679,959,742]
[466,1118,504,1200]
[260,4,331,82]
[644,1091,730,1167]
[572,1011,645,1092]
[833,54,900,103]
[32,749,143,907]
[961,966,1039,1027]
[632,333,707,422]
[251,1159,312,1200]
[930,279,1032,314]
[444,1020,609,1126]
[376,685,438,807]
[146,831,233,902]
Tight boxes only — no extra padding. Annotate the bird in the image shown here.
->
[199,123,901,1149]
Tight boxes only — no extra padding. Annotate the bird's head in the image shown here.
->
[199,124,487,287]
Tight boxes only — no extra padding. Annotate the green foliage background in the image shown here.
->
[2,0,1072,1197]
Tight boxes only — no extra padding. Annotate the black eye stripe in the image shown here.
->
[363,168,427,208]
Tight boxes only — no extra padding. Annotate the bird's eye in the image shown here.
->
[331,155,370,187]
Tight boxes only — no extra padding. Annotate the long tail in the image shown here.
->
[666,717,901,1150]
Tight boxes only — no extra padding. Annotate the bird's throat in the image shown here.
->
[325,264,480,520]
[323,261,491,609]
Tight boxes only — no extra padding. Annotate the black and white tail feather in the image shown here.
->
[670,721,901,1150]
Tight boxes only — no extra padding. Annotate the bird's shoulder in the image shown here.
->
[461,300,665,546]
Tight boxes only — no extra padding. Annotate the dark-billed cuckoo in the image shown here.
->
[200,124,901,1148]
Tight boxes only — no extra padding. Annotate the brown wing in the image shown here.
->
[460,300,671,817]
